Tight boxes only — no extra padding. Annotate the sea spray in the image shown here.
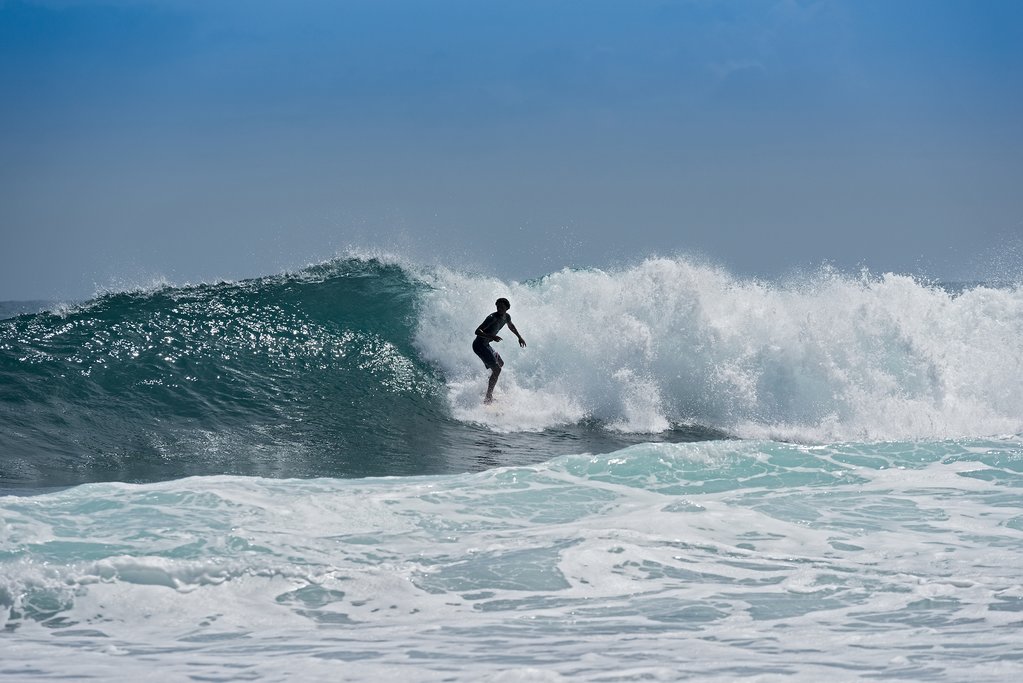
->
[415,258,1023,440]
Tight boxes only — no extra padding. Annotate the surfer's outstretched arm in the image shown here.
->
[507,321,526,348]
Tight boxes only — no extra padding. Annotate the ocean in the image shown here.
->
[2,255,1022,681]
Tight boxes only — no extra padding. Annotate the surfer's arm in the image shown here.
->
[507,321,526,348]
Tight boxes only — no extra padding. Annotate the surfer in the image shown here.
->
[473,297,526,403]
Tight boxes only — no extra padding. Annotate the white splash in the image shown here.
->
[413,257,1023,441]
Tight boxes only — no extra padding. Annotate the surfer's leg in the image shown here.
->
[485,366,501,403]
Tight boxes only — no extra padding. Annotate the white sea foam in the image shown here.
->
[2,439,1023,681]
[414,257,1023,441]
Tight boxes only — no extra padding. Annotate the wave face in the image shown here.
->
[0,259,460,487]
[3,256,1023,487]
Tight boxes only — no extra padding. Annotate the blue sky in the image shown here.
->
[2,0,1022,299]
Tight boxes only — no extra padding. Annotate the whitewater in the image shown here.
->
[2,255,1023,681]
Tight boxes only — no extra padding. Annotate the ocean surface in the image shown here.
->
[2,255,1022,681]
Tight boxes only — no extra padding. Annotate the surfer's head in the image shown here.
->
[496,298,510,312]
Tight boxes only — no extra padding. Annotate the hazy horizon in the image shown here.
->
[3,0,1022,300]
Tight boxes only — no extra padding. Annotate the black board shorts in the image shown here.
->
[472,336,503,369]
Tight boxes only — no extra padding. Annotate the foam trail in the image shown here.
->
[3,438,1023,681]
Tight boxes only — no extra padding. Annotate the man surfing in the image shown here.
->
[473,297,526,403]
